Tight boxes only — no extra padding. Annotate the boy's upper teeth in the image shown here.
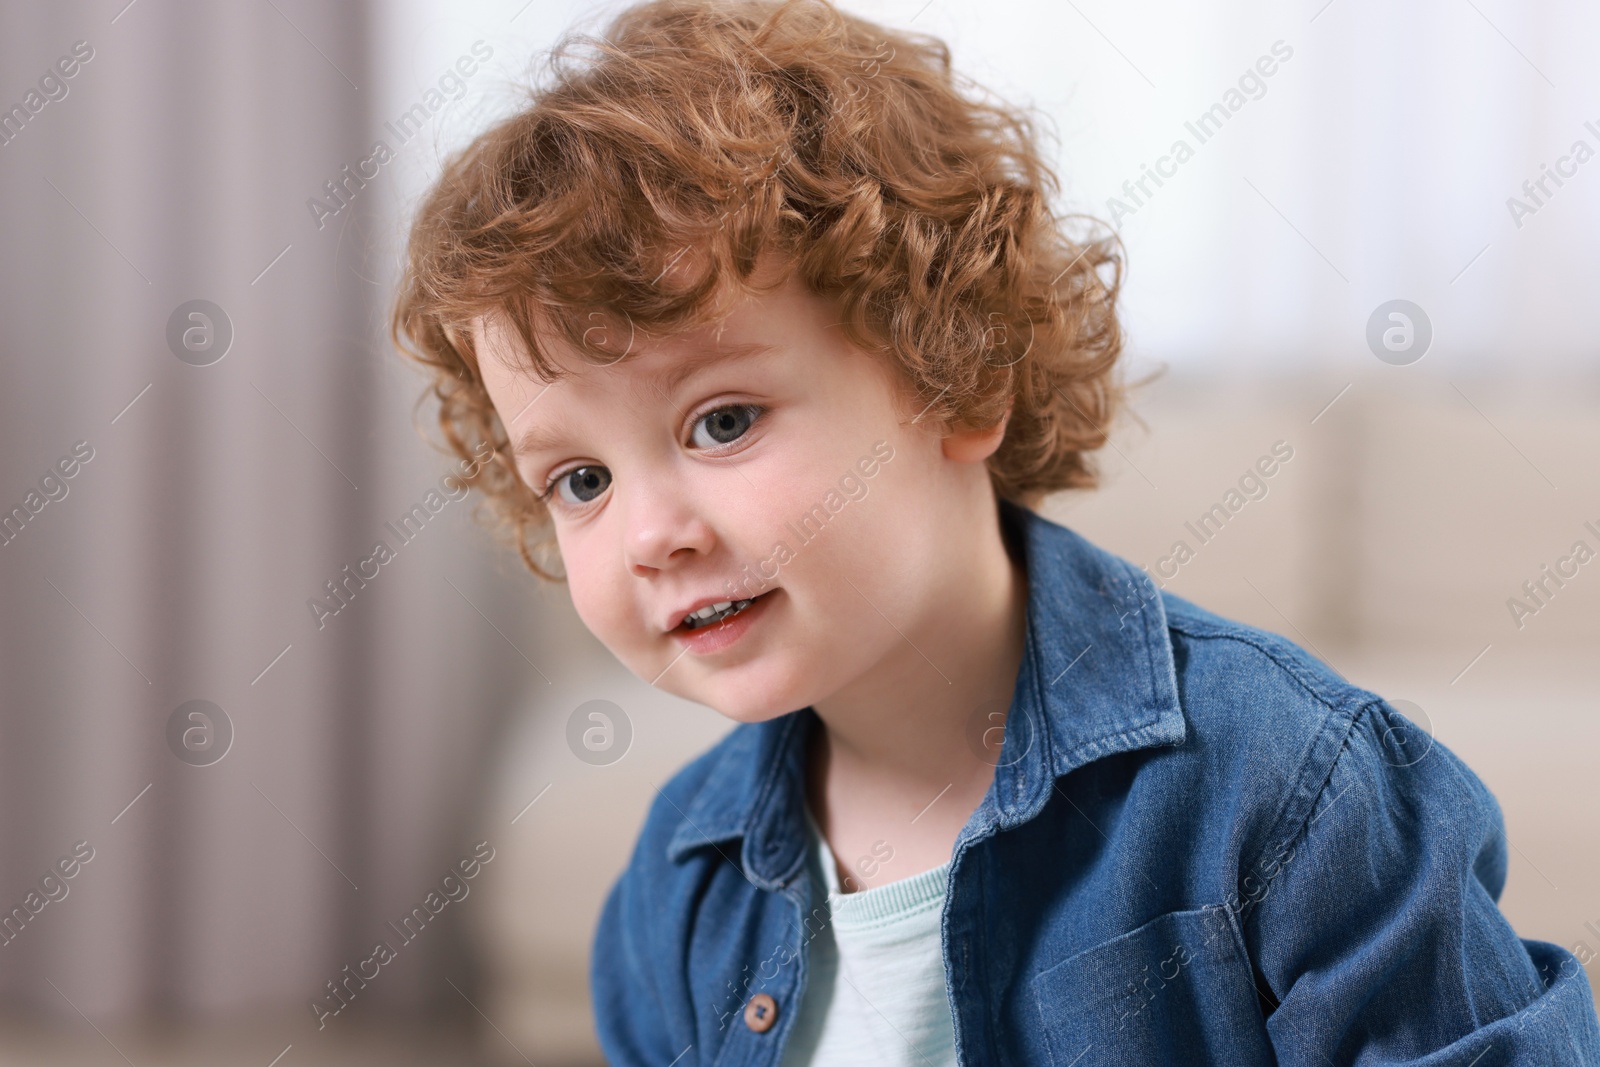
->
[680,597,757,628]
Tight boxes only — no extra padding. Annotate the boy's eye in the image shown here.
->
[541,405,759,509]
[691,404,760,448]
[550,465,611,506]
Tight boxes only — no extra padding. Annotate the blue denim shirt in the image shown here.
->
[592,500,1600,1065]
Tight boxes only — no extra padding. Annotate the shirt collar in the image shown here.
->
[664,499,1187,886]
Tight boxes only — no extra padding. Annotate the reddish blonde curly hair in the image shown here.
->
[392,0,1128,580]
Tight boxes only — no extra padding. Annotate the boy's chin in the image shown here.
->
[702,698,797,725]
[662,673,809,725]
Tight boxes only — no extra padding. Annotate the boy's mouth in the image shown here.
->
[672,590,775,633]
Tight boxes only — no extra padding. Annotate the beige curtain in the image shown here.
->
[0,0,539,1035]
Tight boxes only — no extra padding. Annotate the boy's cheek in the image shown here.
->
[561,550,659,670]
[565,571,631,650]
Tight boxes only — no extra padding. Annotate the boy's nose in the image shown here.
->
[621,484,716,576]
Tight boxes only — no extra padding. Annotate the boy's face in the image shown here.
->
[472,269,981,723]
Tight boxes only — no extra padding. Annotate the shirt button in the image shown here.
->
[743,992,778,1033]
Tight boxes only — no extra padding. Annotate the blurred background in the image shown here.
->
[1,0,1596,1062]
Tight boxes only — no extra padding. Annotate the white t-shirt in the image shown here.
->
[778,811,959,1066]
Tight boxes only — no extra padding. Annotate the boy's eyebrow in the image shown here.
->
[652,340,775,396]
[511,420,570,459]
[509,341,776,458]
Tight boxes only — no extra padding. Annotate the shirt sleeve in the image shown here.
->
[1249,697,1600,1064]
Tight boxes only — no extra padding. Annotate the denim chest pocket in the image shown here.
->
[1030,906,1274,1066]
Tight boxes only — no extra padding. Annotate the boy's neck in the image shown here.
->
[805,493,1029,889]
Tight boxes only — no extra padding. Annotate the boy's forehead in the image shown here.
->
[471,307,773,390]
[470,252,802,386]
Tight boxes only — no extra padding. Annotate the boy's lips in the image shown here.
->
[667,589,778,653]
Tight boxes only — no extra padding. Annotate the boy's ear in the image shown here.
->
[940,407,1011,463]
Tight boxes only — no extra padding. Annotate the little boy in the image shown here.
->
[392,0,1600,1062]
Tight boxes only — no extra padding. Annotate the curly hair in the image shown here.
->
[392,0,1128,580]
